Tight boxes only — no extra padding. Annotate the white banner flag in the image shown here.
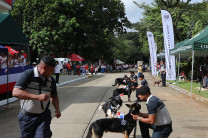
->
[161,10,176,80]
[147,31,157,75]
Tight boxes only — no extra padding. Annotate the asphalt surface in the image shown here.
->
[1,70,208,138]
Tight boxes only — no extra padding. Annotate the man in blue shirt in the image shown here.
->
[13,56,61,138]
[131,85,172,138]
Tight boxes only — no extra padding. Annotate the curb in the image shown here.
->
[169,84,208,104]
[0,76,88,107]
[152,74,208,104]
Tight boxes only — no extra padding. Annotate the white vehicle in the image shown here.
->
[54,58,71,71]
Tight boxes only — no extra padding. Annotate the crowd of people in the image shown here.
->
[0,50,27,69]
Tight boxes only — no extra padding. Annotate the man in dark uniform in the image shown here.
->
[134,74,148,102]
[131,86,172,138]
[12,56,61,138]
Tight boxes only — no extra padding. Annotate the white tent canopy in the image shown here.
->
[115,59,124,64]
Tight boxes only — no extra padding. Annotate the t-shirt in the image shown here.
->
[54,65,60,73]
[14,66,57,114]
[146,95,172,126]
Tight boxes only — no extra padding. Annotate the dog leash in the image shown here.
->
[133,121,137,138]
[81,87,110,138]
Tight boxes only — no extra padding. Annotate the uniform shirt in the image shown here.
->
[14,66,57,114]
[146,95,171,126]
[132,75,138,82]
[141,79,148,86]
[160,64,166,72]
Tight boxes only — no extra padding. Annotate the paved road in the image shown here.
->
[1,70,208,138]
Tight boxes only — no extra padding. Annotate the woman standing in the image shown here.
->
[13,53,20,68]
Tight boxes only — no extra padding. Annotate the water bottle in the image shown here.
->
[120,112,124,120]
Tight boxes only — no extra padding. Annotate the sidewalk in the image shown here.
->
[0,74,89,107]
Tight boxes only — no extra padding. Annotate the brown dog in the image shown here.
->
[153,80,162,86]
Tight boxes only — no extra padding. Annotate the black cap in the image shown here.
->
[139,74,144,78]
[136,85,150,95]
[41,56,56,66]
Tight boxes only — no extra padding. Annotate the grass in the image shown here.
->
[169,80,208,98]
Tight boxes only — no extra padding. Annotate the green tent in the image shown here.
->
[0,14,29,45]
[170,27,208,58]
[170,27,208,97]
[157,52,165,58]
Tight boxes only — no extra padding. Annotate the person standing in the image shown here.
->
[138,65,143,79]
[82,64,86,75]
[156,62,160,77]
[67,62,71,75]
[90,64,94,75]
[13,53,20,68]
[54,61,60,84]
[12,56,61,138]
[85,64,89,75]
[160,61,166,87]
[0,52,7,69]
[131,85,172,138]
[134,74,148,102]
[19,50,26,66]
[73,63,77,75]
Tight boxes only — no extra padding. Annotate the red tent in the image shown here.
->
[70,54,85,61]
[4,0,12,5]
[5,46,27,58]
[5,46,18,55]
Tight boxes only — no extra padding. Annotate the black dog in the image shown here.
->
[86,102,141,138]
[99,95,123,118]
[112,75,129,88]
[113,82,138,102]
[113,87,132,102]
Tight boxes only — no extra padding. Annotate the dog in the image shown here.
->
[86,102,141,138]
[113,86,132,102]
[112,75,130,88]
[113,81,138,102]
[99,95,123,118]
[153,80,162,86]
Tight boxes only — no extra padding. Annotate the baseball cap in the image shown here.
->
[139,74,144,78]
[136,85,150,95]
[41,56,56,66]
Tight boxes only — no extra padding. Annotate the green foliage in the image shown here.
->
[11,0,128,62]
[132,0,208,60]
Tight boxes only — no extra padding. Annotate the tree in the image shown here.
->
[11,0,128,62]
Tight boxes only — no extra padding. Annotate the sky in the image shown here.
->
[120,0,203,23]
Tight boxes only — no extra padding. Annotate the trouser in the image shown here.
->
[86,69,89,74]
[161,72,166,86]
[139,121,172,138]
[55,73,59,83]
[136,89,141,102]
[68,69,71,75]
[18,109,52,138]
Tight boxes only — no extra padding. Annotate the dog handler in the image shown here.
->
[131,85,172,138]
[134,74,148,102]
[12,56,61,138]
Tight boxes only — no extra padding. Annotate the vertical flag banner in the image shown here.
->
[147,31,157,75]
[161,10,176,80]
